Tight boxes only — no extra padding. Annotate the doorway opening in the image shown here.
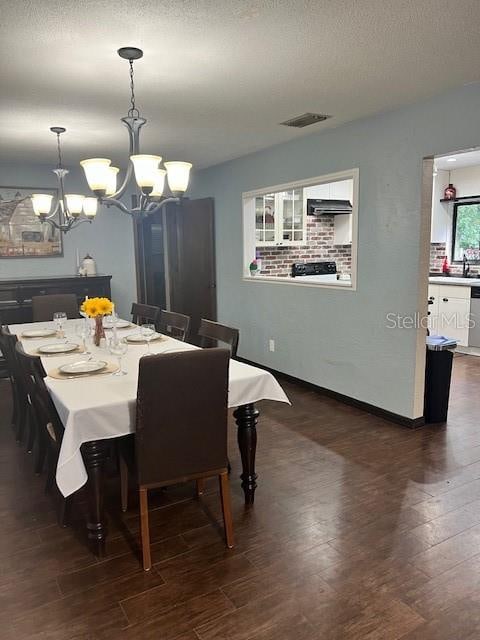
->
[416,147,480,421]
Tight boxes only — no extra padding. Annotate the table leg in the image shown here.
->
[234,403,259,505]
[82,439,110,556]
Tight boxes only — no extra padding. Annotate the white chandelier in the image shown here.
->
[31,127,98,233]
[80,46,192,217]
[32,47,192,233]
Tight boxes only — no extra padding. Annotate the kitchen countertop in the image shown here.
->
[429,276,480,286]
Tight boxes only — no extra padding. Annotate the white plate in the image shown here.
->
[59,360,107,375]
[38,342,79,354]
[104,319,131,329]
[22,328,57,338]
[125,332,161,343]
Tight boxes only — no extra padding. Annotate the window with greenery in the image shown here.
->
[453,202,480,262]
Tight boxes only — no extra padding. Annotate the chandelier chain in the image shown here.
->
[127,59,140,118]
[56,132,63,169]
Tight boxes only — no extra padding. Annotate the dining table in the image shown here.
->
[10,318,290,555]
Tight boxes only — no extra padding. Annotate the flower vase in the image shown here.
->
[94,316,105,347]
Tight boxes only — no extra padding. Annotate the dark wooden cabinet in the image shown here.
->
[134,198,216,343]
[0,274,112,325]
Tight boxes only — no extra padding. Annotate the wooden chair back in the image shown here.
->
[158,310,191,342]
[136,348,229,486]
[198,319,239,357]
[14,342,64,447]
[32,294,79,322]
[0,326,18,379]
[131,303,160,326]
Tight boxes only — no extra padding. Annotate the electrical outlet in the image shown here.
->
[269,339,275,352]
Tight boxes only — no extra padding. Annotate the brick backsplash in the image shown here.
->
[256,215,352,277]
[430,242,479,276]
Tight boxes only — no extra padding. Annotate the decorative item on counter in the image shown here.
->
[255,250,262,274]
[79,253,97,276]
[444,183,456,200]
[80,297,114,346]
[249,259,259,276]
[442,256,450,275]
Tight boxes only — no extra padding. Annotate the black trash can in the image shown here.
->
[424,337,457,424]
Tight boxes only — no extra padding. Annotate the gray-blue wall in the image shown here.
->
[0,162,136,318]
[190,83,480,419]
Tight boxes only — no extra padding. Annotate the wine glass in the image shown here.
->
[75,320,91,357]
[109,338,128,376]
[141,323,156,354]
[53,311,67,339]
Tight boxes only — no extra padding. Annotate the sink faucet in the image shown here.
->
[463,254,470,278]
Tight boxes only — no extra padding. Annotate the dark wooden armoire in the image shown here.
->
[133,197,217,343]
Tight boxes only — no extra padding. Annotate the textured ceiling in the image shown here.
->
[1,0,480,170]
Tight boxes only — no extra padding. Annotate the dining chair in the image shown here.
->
[15,342,72,525]
[131,302,160,326]
[122,347,234,570]
[32,294,80,322]
[0,326,35,449]
[13,341,46,473]
[158,309,190,341]
[198,319,240,357]
[0,326,21,438]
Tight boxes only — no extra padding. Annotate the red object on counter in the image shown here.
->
[442,256,450,275]
[444,183,456,200]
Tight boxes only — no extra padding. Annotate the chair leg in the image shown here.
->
[15,399,27,443]
[139,487,152,571]
[26,408,35,454]
[219,471,234,549]
[45,449,55,494]
[10,379,18,431]
[119,454,129,512]
[195,479,205,497]
[34,430,47,475]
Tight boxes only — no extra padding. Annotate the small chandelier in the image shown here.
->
[31,127,97,233]
[80,47,192,217]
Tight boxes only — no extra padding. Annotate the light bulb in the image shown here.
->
[31,194,53,216]
[165,161,192,194]
[83,197,98,218]
[151,169,166,197]
[65,194,85,217]
[130,155,162,194]
[105,166,119,196]
[80,158,112,195]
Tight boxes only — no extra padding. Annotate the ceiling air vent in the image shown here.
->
[280,113,332,128]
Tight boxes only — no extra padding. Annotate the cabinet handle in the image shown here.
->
[429,296,435,301]
[443,298,448,302]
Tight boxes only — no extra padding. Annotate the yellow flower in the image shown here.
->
[97,298,113,315]
[82,297,114,318]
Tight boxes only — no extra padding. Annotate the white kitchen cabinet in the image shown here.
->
[334,214,353,245]
[332,180,353,245]
[430,169,453,245]
[428,284,471,346]
[330,180,352,201]
[255,188,307,247]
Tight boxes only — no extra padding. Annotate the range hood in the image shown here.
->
[307,198,352,215]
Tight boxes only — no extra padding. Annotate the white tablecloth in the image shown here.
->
[11,319,289,497]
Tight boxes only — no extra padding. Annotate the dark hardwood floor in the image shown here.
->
[2,353,480,639]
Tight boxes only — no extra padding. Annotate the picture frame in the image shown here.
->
[0,185,62,258]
